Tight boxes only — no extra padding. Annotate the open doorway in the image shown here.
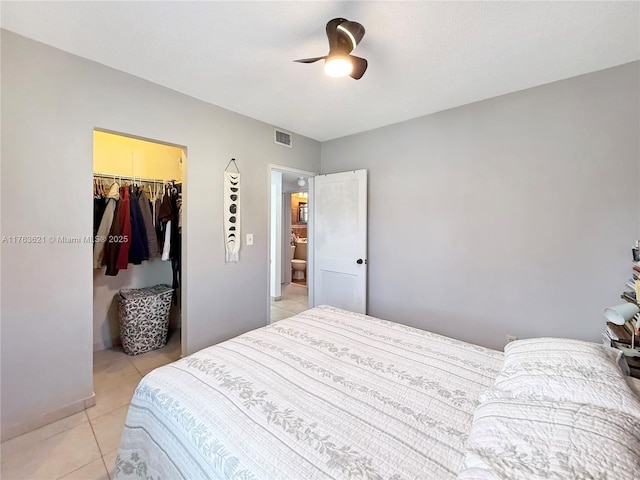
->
[268,165,316,323]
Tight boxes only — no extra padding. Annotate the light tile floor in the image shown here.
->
[3,290,308,480]
[1,331,181,480]
[271,282,309,322]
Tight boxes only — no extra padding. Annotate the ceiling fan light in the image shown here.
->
[324,56,353,77]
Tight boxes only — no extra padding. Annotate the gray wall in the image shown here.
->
[321,62,640,350]
[0,30,320,436]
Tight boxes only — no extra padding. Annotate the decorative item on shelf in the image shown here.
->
[604,303,640,357]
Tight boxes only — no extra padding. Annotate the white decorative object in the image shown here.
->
[605,302,640,356]
[224,163,240,262]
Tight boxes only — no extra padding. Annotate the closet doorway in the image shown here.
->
[92,129,185,370]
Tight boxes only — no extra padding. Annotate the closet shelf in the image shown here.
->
[94,171,181,184]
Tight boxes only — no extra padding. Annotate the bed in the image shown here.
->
[114,305,640,480]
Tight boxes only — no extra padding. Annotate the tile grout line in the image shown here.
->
[101,450,112,480]
[85,405,107,458]
[92,342,180,479]
[91,366,123,479]
[51,411,102,479]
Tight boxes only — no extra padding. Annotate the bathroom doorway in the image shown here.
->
[290,191,308,287]
[268,165,316,323]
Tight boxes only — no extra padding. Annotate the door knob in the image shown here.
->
[356,259,363,264]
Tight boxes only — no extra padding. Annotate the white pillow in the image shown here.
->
[458,390,640,480]
[493,337,640,417]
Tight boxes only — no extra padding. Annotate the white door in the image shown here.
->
[313,170,367,313]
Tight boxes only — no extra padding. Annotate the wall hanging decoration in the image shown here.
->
[224,158,241,262]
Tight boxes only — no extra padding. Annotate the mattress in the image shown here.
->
[114,305,504,480]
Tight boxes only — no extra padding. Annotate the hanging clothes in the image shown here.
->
[93,182,108,237]
[128,187,149,265]
[169,192,180,260]
[170,190,182,301]
[104,192,123,276]
[161,221,172,261]
[139,189,159,258]
[159,185,174,261]
[93,182,120,269]
[94,176,181,276]
[115,186,132,270]
[158,185,174,222]
[155,193,164,253]
[177,196,183,234]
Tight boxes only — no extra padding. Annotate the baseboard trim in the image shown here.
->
[1,392,96,442]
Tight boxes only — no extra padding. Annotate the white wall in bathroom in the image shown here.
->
[282,193,292,284]
[270,171,282,299]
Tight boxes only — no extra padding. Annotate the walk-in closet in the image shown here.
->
[92,130,184,357]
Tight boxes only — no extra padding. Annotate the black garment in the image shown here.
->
[93,197,107,237]
[154,197,164,252]
[169,194,180,260]
[169,188,182,304]
[128,188,149,265]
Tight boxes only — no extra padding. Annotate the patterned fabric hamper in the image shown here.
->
[118,284,173,355]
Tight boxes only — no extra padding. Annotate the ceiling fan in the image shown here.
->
[294,18,368,80]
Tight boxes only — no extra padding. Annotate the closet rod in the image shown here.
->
[93,172,182,184]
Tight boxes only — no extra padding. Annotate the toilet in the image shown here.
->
[291,241,307,280]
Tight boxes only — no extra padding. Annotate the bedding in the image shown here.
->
[494,337,640,417]
[114,305,504,480]
[114,308,640,480]
[459,338,640,479]
[457,390,640,480]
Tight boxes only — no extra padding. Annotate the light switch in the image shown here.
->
[246,233,254,246]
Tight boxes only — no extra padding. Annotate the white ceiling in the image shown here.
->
[1,1,638,141]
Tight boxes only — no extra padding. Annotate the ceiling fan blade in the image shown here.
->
[325,18,346,50]
[293,56,326,64]
[349,55,368,80]
[338,21,366,48]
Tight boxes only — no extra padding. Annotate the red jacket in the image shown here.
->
[115,186,132,270]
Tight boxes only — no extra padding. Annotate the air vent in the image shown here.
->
[274,128,292,148]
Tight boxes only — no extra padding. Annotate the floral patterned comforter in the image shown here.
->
[115,305,503,480]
